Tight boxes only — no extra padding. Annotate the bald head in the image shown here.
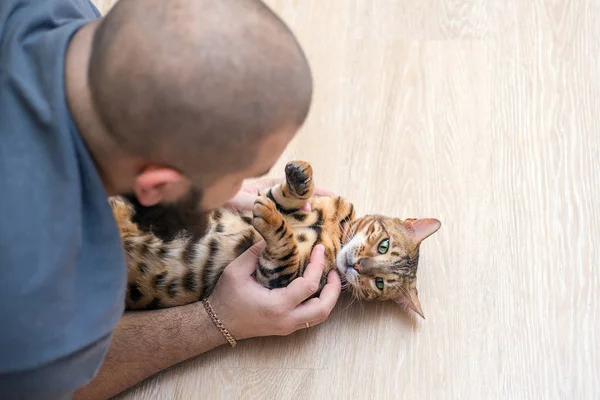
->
[88,0,312,187]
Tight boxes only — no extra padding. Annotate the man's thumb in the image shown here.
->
[227,240,267,276]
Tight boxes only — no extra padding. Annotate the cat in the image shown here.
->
[109,161,441,318]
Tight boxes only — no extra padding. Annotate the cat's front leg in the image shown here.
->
[252,196,301,289]
[260,161,314,213]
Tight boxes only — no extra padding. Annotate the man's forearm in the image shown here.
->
[74,301,227,400]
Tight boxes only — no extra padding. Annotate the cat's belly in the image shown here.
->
[121,195,353,310]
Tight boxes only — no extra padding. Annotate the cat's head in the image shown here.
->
[336,216,441,318]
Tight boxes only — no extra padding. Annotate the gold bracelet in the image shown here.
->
[202,299,237,348]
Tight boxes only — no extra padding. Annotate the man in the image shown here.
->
[0,0,341,399]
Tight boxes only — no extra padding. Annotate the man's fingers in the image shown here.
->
[227,192,258,211]
[301,187,335,211]
[282,244,326,306]
[290,269,341,325]
[303,245,327,283]
[291,319,324,332]
[225,240,266,277]
[237,179,333,213]
[313,187,336,197]
[316,269,342,308]
[251,177,285,192]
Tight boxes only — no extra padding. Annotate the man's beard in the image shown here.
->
[122,187,209,242]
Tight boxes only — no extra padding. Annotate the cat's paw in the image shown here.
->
[252,196,279,226]
[285,161,313,196]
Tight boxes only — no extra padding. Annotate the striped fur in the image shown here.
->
[110,161,441,318]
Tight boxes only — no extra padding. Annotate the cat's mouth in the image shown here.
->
[336,255,354,275]
[338,264,360,292]
[336,235,362,275]
[336,253,359,282]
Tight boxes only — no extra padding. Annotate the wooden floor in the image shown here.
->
[94,0,600,398]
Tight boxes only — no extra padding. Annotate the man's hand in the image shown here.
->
[208,241,341,339]
[75,233,341,400]
[227,177,334,212]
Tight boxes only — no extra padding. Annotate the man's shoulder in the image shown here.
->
[0,0,125,385]
[0,0,100,81]
[0,0,101,23]
[0,0,100,130]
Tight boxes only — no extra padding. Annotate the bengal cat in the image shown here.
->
[110,161,441,318]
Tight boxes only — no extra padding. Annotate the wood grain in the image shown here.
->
[93,0,600,398]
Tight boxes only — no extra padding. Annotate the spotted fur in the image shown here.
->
[110,161,441,318]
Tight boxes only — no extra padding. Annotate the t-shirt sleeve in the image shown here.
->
[0,334,112,400]
[0,0,126,395]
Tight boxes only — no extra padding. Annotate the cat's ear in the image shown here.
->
[393,281,425,319]
[405,218,441,244]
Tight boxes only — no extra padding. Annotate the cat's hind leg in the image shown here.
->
[261,161,314,213]
[252,196,301,289]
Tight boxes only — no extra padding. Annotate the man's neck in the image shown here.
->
[65,21,138,196]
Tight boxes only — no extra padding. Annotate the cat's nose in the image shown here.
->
[354,258,367,272]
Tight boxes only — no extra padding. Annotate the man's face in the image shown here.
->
[199,128,296,210]
[172,127,295,213]
[126,128,295,240]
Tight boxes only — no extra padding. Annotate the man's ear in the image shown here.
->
[133,166,184,206]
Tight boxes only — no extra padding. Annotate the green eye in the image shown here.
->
[375,277,384,290]
[377,239,390,254]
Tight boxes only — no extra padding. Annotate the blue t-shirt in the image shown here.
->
[0,0,126,397]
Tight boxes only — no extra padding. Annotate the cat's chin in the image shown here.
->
[336,259,358,286]
[339,267,360,294]
[335,250,348,273]
[336,234,363,274]
[336,259,350,274]
[343,267,359,285]
[336,259,359,287]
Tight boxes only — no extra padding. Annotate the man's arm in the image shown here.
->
[75,242,340,399]
[74,302,225,400]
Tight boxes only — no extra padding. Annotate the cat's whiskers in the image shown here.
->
[395,284,411,303]
[345,222,361,244]
[354,290,365,311]
[338,225,354,247]
[347,278,366,309]
[341,293,357,312]
[327,206,355,245]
